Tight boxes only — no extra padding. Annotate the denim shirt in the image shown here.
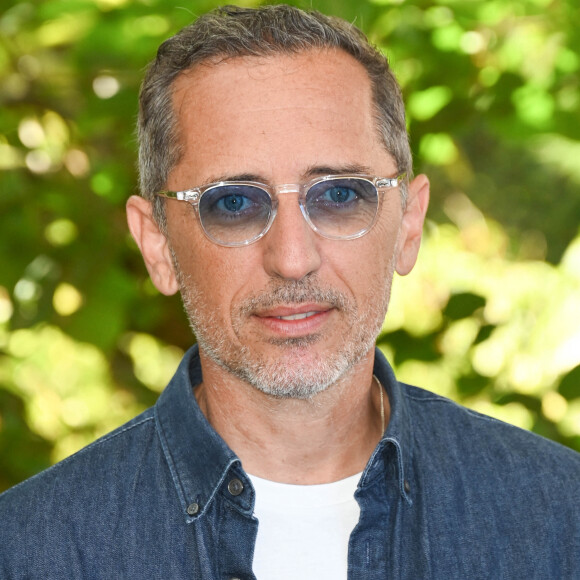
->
[1,345,579,579]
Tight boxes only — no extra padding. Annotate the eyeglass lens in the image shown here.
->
[198,177,379,245]
[200,184,272,244]
[305,178,378,239]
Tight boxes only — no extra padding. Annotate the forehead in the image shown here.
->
[169,49,393,185]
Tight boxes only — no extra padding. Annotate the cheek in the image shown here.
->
[342,224,400,303]
[167,204,246,290]
[346,218,400,275]
[330,243,392,308]
[185,246,264,314]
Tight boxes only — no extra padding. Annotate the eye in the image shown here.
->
[215,192,252,213]
[307,178,375,210]
[200,184,272,227]
[204,185,267,218]
[321,185,357,204]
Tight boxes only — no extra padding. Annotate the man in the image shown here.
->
[1,5,579,579]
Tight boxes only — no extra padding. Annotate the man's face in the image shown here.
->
[140,49,427,398]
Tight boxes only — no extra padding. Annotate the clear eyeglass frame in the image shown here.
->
[156,173,407,247]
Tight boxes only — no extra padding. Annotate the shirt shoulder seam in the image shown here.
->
[0,413,156,497]
[401,386,509,426]
[52,414,156,465]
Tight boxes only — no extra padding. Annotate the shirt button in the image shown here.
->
[186,502,199,515]
[404,480,411,493]
[227,478,244,496]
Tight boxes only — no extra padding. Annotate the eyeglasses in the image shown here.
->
[156,173,406,247]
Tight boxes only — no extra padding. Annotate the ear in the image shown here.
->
[126,195,180,296]
[395,174,430,276]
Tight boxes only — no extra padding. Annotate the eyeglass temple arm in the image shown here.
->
[156,190,201,202]
[376,173,407,188]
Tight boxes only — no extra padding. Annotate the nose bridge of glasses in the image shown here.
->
[268,183,312,234]
[270,183,306,215]
[274,183,302,196]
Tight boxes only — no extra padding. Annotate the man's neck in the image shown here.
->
[193,349,389,485]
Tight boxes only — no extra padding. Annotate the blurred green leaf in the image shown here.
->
[443,293,487,321]
[558,366,580,401]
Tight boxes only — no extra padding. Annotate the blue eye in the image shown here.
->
[216,193,251,213]
[307,179,372,210]
[322,186,357,204]
[202,185,268,220]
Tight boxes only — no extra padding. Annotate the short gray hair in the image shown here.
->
[138,4,412,227]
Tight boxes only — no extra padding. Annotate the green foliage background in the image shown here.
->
[1,0,579,491]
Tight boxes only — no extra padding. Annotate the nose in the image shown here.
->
[261,193,322,281]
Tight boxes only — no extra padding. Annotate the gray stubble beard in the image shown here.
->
[173,252,395,400]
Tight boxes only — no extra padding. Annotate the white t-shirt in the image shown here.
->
[248,472,362,580]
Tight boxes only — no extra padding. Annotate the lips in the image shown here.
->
[275,311,318,321]
[256,303,329,320]
[252,304,333,337]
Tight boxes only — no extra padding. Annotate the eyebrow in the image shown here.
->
[204,172,264,185]
[204,163,374,186]
[303,163,374,178]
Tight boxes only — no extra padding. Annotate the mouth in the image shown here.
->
[256,303,330,319]
[252,304,333,337]
[275,311,318,321]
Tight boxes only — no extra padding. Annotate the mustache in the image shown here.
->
[237,279,350,314]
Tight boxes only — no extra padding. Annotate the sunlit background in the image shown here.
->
[1,0,579,491]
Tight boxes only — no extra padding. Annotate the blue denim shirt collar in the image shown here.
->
[154,345,412,524]
[154,347,243,523]
[362,349,414,506]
